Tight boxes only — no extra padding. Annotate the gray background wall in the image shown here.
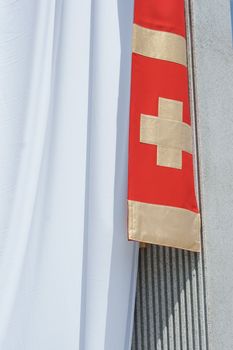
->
[132,0,233,349]
[192,0,233,348]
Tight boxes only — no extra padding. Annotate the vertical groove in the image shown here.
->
[171,248,181,350]
[190,252,201,349]
[183,250,193,350]
[178,250,188,350]
[153,247,162,350]
[139,251,147,350]
[164,247,174,350]
[146,246,156,349]
[135,255,142,349]
[158,247,168,350]
[157,247,164,350]
[144,249,151,350]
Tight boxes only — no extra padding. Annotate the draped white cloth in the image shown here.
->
[0,1,138,349]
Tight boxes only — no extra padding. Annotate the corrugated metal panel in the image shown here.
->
[131,246,209,350]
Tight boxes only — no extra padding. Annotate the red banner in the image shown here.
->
[127,0,201,251]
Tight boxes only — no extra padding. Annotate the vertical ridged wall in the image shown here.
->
[131,247,209,350]
[131,1,209,348]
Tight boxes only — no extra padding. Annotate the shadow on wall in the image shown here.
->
[132,246,208,350]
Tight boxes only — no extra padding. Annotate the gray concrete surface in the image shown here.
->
[192,0,233,348]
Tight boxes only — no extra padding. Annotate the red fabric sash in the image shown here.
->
[127,0,201,251]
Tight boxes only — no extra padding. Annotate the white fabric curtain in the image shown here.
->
[0,1,138,349]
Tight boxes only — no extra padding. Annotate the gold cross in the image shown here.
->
[140,97,193,169]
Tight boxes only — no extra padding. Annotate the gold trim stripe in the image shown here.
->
[157,146,182,169]
[140,115,192,153]
[132,24,187,66]
[159,97,183,121]
[128,200,201,252]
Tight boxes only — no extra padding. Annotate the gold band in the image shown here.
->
[132,24,187,66]
[158,97,183,121]
[128,200,201,252]
[157,146,183,169]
